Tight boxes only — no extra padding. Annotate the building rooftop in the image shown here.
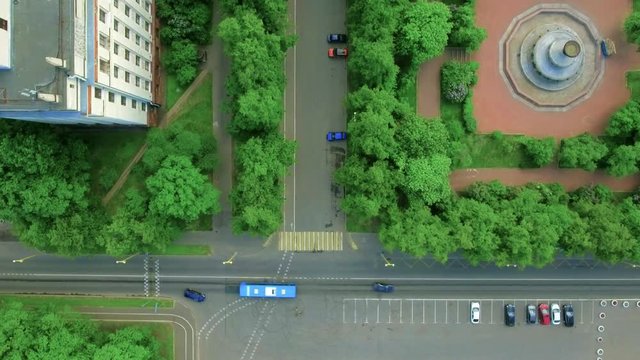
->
[0,0,74,110]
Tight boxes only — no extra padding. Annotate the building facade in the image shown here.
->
[0,0,159,126]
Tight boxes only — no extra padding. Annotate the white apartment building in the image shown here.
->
[0,0,158,126]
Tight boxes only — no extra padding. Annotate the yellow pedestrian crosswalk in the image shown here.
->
[278,232,344,252]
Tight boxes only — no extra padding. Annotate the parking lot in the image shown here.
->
[342,297,600,326]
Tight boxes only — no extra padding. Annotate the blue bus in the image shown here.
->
[239,282,297,299]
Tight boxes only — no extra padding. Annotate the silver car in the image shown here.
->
[470,301,480,324]
[551,303,561,325]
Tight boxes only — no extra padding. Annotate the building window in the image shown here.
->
[125,5,130,16]
[113,19,119,31]
[108,92,115,102]
[135,76,140,87]
[99,59,110,73]
[113,43,119,55]
[145,21,149,32]
[144,41,149,51]
[142,103,147,111]
[145,80,150,91]
[144,61,149,71]
[114,0,119,8]
[145,1,150,12]
[99,9,106,23]
[0,18,7,31]
[114,66,119,78]
[94,88,102,99]
[125,27,130,39]
[125,72,130,83]
[99,33,108,49]
[131,99,137,109]
[135,34,140,45]
[135,55,140,66]
[121,96,127,106]
[124,49,130,60]
[135,14,140,25]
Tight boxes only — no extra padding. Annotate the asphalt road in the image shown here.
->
[284,0,348,232]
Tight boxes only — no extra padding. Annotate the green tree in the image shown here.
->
[146,155,220,223]
[607,144,640,176]
[605,99,640,140]
[347,39,399,91]
[379,205,457,261]
[624,11,640,50]
[163,40,199,86]
[348,110,397,160]
[231,85,282,134]
[157,0,211,45]
[448,2,487,52]
[231,136,296,236]
[395,0,452,66]
[395,116,450,158]
[402,155,452,205]
[558,133,608,171]
[94,327,160,360]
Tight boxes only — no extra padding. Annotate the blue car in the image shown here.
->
[184,288,206,302]
[373,282,394,293]
[327,33,348,43]
[327,131,347,141]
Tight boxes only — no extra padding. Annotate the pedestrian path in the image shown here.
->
[278,232,343,252]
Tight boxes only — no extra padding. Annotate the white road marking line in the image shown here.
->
[457,300,460,324]
[377,301,380,324]
[342,301,346,324]
[490,300,494,325]
[354,299,357,324]
[388,299,391,324]
[400,299,403,324]
[434,300,437,324]
[411,300,414,324]
[445,300,448,324]
[365,299,368,324]
[422,300,426,324]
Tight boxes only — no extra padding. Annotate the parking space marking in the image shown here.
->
[434,300,437,324]
[342,298,633,327]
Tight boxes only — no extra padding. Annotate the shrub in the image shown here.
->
[441,61,479,103]
[462,90,477,133]
[520,136,555,167]
[558,133,608,171]
[163,41,199,87]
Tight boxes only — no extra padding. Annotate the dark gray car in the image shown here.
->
[504,304,516,326]
[526,304,537,324]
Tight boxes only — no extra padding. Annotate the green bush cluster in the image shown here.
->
[441,60,478,103]
[518,136,556,168]
[603,99,640,176]
[462,89,477,133]
[157,0,212,86]
[219,0,297,237]
[558,133,608,171]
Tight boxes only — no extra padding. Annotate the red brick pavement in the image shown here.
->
[473,0,640,138]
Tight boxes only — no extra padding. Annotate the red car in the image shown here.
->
[328,48,348,58]
[538,303,550,325]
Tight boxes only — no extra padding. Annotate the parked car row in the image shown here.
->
[327,33,348,58]
[467,302,574,326]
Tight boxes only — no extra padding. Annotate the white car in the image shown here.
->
[470,302,481,324]
[551,303,561,325]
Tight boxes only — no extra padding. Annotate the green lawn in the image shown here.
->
[454,133,532,168]
[0,294,174,308]
[626,70,640,100]
[397,72,417,112]
[78,130,148,198]
[153,244,212,256]
[98,322,174,360]
[165,74,184,111]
